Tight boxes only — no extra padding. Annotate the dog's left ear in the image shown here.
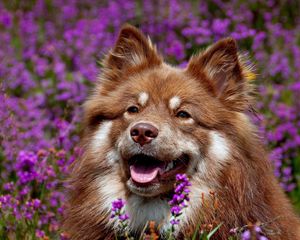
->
[186,38,254,111]
[104,24,162,72]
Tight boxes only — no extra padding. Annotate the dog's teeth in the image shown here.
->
[165,165,169,172]
[165,161,174,172]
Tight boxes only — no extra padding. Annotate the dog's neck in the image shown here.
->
[126,194,171,235]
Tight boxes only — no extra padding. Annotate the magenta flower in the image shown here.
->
[35,229,45,238]
[169,173,191,231]
[111,198,130,236]
[111,198,128,221]
[0,0,299,238]
[241,230,251,240]
[240,224,269,240]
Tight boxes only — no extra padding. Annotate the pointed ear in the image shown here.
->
[104,24,162,71]
[186,38,254,111]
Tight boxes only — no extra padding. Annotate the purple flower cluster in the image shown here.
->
[230,223,269,240]
[1,0,300,238]
[111,198,129,222]
[15,151,39,185]
[169,174,191,226]
[241,225,268,240]
[110,175,191,238]
[0,149,69,238]
[111,198,130,238]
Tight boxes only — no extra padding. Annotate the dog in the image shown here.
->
[63,24,300,239]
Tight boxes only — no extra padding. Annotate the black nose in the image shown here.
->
[130,123,158,146]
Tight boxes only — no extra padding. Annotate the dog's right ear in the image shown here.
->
[103,24,162,72]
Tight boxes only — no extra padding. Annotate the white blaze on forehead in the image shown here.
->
[209,131,229,161]
[138,92,149,106]
[92,121,113,150]
[169,96,181,110]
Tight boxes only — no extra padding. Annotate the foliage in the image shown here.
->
[1,0,300,239]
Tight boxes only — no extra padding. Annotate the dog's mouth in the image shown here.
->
[128,154,189,185]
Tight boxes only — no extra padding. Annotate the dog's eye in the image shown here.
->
[127,106,139,113]
[176,110,191,118]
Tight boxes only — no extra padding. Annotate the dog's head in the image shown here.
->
[83,24,254,198]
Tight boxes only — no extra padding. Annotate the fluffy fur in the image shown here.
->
[63,24,300,239]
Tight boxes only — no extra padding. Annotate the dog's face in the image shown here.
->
[108,67,220,197]
[83,24,253,199]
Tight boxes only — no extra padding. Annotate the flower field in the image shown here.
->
[1,0,300,239]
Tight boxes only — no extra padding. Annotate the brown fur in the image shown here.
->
[63,24,300,239]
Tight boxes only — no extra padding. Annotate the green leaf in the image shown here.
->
[207,223,223,240]
[191,222,201,240]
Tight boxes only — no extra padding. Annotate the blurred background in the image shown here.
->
[0,0,300,239]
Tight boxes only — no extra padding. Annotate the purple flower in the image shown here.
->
[111,198,129,235]
[259,236,268,240]
[3,182,14,192]
[0,9,12,28]
[240,224,269,240]
[118,214,129,221]
[241,230,251,240]
[229,227,238,234]
[32,199,41,209]
[170,219,180,225]
[111,198,125,212]
[0,0,299,238]
[35,229,45,238]
[169,174,191,228]
[110,198,130,236]
[15,151,38,184]
[171,206,181,215]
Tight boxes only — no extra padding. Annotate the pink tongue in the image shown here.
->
[130,165,160,183]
